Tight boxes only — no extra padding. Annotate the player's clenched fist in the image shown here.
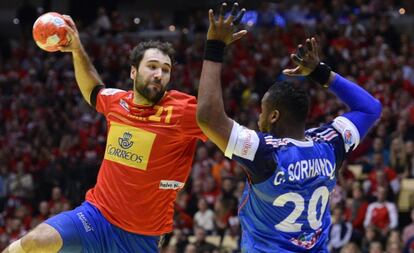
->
[207,2,247,45]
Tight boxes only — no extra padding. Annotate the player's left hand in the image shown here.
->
[207,2,247,45]
[283,37,320,76]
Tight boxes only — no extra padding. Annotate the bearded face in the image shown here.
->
[131,48,172,104]
[134,72,166,104]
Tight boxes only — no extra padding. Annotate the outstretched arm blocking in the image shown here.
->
[196,3,247,152]
[283,37,382,139]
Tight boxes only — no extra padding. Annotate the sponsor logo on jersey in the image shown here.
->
[106,144,144,163]
[234,127,260,161]
[159,180,185,190]
[105,122,156,170]
[118,132,134,149]
[76,212,93,232]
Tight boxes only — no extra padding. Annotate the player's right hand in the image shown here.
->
[207,2,247,45]
[58,15,82,53]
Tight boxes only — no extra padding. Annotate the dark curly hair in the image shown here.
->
[266,81,310,125]
[129,41,175,68]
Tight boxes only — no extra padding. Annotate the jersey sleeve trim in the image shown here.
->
[225,121,240,158]
[332,116,360,153]
[90,85,105,108]
[225,121,260,161]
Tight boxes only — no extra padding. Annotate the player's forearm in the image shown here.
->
[197,60,233,151]
[328,73,381,115]
[328,72,382,137]
[72,46,104,105]
[197,60,226,122]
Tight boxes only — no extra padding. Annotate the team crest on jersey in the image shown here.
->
[119,99,130,112]
[343,129,353,145]
[118,132,134,149]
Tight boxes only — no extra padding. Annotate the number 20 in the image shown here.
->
[273,186,329,233]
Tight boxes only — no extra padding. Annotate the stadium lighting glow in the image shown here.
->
[13,18,19,25]
[399,8,406,15]
[133,17,141,24]
[169,25,176,32]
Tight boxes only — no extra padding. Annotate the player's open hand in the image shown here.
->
[283,37,320,76]
[58,15,82,53]
[207,2,247,45]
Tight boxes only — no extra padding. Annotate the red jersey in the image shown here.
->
[85,88,207,235]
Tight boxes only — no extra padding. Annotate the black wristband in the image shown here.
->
[204,40,226,63]
[309,62,332,88]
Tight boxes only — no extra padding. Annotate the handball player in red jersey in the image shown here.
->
[3,15,206,253]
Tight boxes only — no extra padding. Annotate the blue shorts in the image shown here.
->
[45,201,161,253]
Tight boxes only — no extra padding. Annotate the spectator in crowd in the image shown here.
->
[193,198,215,234]
[184,243,197,253]
[329,205,353,253]
[92,7,112,36]
[387,229,403,253]
[403,209,414,246]
[363,153,400,198]
[30,201,49,228]
[346,182,368,238]
[169,228,189,253]
[390,137,409,178]
[364,186,398,237]
[369,241,383,253]
[340,242,361,253]
[193,226,217,253]
[0,166,9,212]
[7,162,33,199]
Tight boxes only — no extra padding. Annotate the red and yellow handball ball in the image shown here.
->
[32,12,70,52]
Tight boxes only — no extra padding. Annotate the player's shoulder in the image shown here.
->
[99,88,129,98]
[168,90,196,99]
[242,129,289,151]
[307,117,360,152]
[263,133,315,149]
[165,90,197,104]
[305,123,339,142]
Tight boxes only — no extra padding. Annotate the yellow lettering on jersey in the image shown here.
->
[148,106,163,122]
[148,106,174,123]
[104,121,156,170]
[164,106,173,123]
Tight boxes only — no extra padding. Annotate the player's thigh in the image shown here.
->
[21,223,63,252]
[43,210,83,253]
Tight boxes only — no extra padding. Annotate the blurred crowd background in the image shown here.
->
[1,0,414,252]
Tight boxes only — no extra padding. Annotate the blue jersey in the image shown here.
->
[225,116,360,253]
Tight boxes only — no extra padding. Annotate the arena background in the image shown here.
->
[1,0,414,252]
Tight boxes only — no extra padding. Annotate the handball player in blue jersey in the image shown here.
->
[197,3,382,252]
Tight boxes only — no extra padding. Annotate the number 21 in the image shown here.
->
[273,186,329,233]
[148,106,173,123]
